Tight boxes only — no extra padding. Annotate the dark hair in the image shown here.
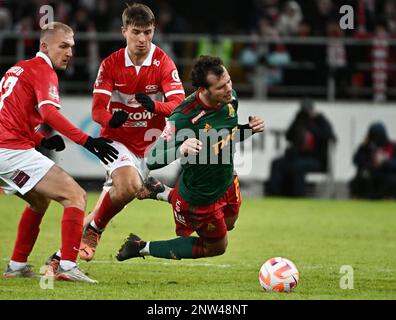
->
[122,3,155,28]
[368,122,389,147]
[191,55,225,89]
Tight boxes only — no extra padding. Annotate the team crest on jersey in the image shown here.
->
[228,104,235,117]
[171,70,181,82]
[160,121,176,142]
[203,123,212,132]
[207,223,216,232]
[48,85,59,101]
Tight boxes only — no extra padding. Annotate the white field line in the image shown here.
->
[2,257,395,273]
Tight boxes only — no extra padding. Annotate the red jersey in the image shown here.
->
[92,44,185,157]
[0,52,61,149]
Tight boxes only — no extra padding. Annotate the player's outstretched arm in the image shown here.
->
[39,104,119,163]
[146,136,202,170]
[146,135,181,170]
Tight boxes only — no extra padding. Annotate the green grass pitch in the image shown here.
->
[0,193,395,300]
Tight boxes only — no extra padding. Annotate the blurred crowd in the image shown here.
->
[2,0,396,36]
[1,0,396,98]
[264,99,396,199]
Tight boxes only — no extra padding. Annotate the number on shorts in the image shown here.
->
[0,76,19,111]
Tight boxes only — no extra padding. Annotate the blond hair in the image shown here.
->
[40,21,73,40]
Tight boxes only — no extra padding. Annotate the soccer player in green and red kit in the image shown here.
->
[116,55,264,261]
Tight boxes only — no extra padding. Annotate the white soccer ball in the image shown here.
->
[259,257,299,292]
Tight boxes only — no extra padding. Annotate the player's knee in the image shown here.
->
[66,186,87,209]
[205,237,228,257]
[215,245,227,256]
[113,182,141,203]
[225,215,238,231]
[212,243,227,256]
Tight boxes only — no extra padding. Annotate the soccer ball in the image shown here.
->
[259,257,299,292]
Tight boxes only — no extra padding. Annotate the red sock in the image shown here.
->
[61,207,84,262]
[11,207,44,262]
[192,238,205,258]
[93,192,123,230]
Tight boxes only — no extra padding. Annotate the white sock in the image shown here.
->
[139,241,151,256]
[9,261,27,271]
[157,185,171,202]
[59,260,77,271]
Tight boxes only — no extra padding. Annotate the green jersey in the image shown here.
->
[147,90,239,205]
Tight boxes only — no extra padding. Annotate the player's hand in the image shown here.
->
[180,138,202,156]
[41,135,65,152]
[135,93,155,113]
[109,110,129,128]
[83,137,119,165]
[248,116,265,134]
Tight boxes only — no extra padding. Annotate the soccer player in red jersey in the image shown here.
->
[77,3,185,262]
[0,22,118,283]
[116,56,265,261]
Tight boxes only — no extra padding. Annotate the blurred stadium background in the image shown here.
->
[1,0,396,198]
[1,0,396,301]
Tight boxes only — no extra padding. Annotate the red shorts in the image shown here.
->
[169,175,242,242]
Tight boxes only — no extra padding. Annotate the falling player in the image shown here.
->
[116,55,264,261]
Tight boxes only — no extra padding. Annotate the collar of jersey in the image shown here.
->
[36,52,54,69]
[196,89,223,110]
[124,43,156,67]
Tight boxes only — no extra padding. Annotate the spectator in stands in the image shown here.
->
[309,0,337,36]
[383,0,396,35]
[276,1,303,36]
[265,43,291,86]
[326,20,349,99]
[266,98,336,197]
[0,7,11,36]
[0,7,12,75]
[371,22,389,103]
[68,6,97,92]
[251,0,281,29]
[350,122,396,199]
